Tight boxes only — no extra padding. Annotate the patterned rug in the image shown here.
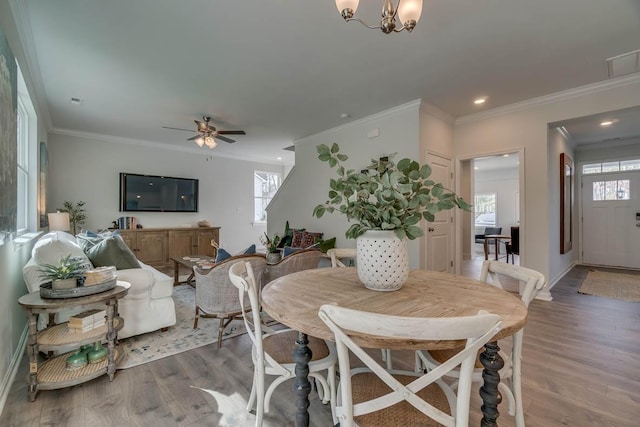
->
[118,284,247,369]
[578,270,640,302]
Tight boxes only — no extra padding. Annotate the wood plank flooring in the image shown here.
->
[2,263,639,426]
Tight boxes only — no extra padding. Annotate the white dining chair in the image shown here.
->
[416,260,545,427]
[327,248,357,267]
[228,261,337,426]
[319,304,502,426]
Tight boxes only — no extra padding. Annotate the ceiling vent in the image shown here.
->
[607,49,640,78]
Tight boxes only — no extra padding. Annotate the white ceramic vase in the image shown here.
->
[356,230,409,291]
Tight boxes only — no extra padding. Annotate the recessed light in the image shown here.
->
[474,166,479,170]
[340,113,351,119]
[277,156,283,160]
[600,120,613,126]
[502,154,509,158]
[473,97,487,105]
[70,97,82,105]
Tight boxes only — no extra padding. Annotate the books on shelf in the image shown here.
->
[68,309,106,333]
[117,216,137,230]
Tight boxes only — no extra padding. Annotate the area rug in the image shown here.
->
[118,284,247,369]
[578,270,640,302]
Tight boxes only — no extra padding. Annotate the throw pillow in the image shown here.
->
[77,232,140,270]
[300,231,324,248]
[243,244,256,254]
[290,229,307,248]
[215,248,232,263]
[282,246,304,257]
[318,237,336,253]
[32,231,92,268]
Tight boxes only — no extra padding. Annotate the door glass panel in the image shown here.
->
[592,180,630,201]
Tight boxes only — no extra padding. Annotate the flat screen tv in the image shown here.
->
[119,173,199,212]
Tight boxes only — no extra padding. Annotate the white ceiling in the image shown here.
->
[16,0,640,164]
[553,106,640,146]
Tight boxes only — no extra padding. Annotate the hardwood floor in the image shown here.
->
[2,263,639,426]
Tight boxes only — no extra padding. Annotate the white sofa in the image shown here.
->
[23,231,176,339]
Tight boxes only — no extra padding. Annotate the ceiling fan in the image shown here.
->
[162,116,246,149]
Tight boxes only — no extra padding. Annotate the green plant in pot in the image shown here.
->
[260,233,282,264]
[39,254,86,290]
[313,143,471,291]
[57,200,87,236]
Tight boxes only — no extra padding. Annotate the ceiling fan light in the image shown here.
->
[194,137,205,147]
[398,0,423,26]
[204,136,217,149]
[336,0,359,18]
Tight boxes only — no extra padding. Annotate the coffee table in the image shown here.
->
[170,255,216,286]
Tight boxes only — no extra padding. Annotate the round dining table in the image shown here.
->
[261,267,528,427]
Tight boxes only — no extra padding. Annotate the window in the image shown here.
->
[592,180,630,201]
[583,159,640,175]
[254,171,281,222]
[474,193,496,226]
[16,61,37,235]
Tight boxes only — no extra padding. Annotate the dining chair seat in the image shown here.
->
[262,329,330,364]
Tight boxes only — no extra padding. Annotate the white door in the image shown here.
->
[582,171,640,268]
[426,153,453,272]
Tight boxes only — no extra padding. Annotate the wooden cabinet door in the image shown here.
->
[168,230,195,259]
[119,230,136,252]
[136,231,168,266]
[195,229,219,257]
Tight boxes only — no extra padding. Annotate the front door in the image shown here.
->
[426,153,454,272]
[582,171,640,268]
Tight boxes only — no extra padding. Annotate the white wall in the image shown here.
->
[475,167,520,233]
[454,75,640,287]
[47,133,284,253]
[267,101,423,267]
[547,127,578,281]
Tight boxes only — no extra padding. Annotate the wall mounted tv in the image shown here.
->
[119,173,199,212]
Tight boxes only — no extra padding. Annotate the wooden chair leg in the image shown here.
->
[217,318,225,348]
[193,306,199,329]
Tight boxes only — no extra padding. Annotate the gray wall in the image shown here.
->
[47,132,284,253]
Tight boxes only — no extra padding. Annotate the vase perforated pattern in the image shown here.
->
[356,231,409,291]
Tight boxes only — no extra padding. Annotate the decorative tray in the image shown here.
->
[40,278,117,299]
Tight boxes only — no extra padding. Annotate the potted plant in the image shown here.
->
[260,233,282,264]
[39,254,87,290]
[313,143,471,290]
[57,201,87,235]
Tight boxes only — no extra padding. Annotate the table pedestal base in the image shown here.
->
[480,341,504,427]
[293,332,311,427]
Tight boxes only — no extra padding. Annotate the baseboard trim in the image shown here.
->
[539,261,579,301]
[0,323,28,416]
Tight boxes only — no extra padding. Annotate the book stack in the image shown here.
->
[68,309,106,334]
[84,266,116,286]
[117,216,137,230]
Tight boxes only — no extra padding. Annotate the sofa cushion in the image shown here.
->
[77,232,140,270]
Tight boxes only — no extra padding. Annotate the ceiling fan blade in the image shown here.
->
[162,126,195,132]
[187,135,202,141]
[216,134,236,143]
[217,130,246,135]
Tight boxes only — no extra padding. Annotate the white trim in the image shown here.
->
[420,102,455,125]
[50,128,287,166]
[0,325,28,416]
[456,73,640,125]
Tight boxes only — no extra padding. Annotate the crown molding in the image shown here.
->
[420,102,455,125]
[8,0,52,130]
[50,128,289,166]
[456,73,640,125]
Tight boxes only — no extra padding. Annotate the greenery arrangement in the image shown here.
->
[260,233,281,253]
[38,254,86,281]
[313,143,472,240]
[57,201,87,235]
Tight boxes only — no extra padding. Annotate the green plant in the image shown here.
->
[313,143,472,240]
[260,233,281,253]
[38,255,86,281]
[57,201,87,235]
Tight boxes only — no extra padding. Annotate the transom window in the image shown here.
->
[583,159,640,175]
[254,171,281,223]
[592,180,630,201]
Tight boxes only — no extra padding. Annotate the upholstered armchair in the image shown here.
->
[193,253,267,347]
[264,248,322,285]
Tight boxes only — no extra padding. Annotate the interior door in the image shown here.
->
[426,153,454,272]
[582,171,640,268]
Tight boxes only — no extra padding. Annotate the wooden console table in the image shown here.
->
[17,282,130,401]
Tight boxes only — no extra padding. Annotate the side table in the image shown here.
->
[17,281,130,401]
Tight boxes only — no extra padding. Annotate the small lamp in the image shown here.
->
[48,212,70,232]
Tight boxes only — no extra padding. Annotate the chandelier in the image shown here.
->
[335,0,423,34]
